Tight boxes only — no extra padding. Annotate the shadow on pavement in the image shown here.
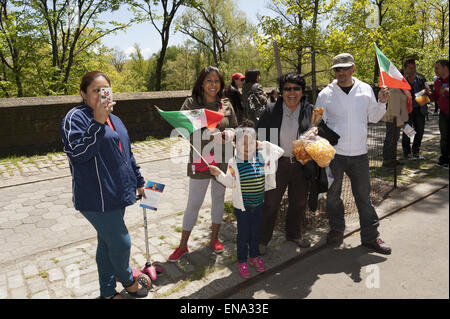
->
[182,245,387,299]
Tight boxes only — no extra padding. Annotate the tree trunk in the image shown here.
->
[155,42,168,91]
[311,0,319,104]
[296,47,302,74]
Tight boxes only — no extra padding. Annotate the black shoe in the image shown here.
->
[124,279,148,298]
[326,230,344,246]
[436,159,449,168]
[362,238,392,255]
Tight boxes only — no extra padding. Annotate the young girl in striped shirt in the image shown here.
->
[209,120,284,278]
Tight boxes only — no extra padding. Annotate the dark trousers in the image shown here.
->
[383,121,401,163]
[326,154,380,244]
[260,157,309,246]
[439,111,449,163]
[80,208,134,297]
[234,204,263,263]
[402,107,426,155]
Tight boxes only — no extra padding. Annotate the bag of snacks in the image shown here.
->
[292,107,336,167]
[292,127,317,165]
[305,136,336,167]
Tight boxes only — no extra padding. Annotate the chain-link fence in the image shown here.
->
[279,118,398,228]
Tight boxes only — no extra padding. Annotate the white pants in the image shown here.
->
[182,178,226,231]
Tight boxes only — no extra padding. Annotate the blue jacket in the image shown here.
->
[60,104,145,212]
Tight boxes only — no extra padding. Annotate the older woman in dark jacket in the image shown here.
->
[256,72,338,254]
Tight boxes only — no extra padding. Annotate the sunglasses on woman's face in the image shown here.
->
[283,86,302,92]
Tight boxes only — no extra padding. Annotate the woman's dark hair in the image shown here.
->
[80,71,110,93]
[244,69,261,84]
[436,59,449,70]
[192,66,225,102]
[403,58,416,68]
[278,72,306,93]
[269,89,279,102]
[230,79,239,88]
[238,119,255,129]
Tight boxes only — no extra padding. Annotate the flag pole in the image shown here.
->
[374,42,386,87]
[174,127,211,168]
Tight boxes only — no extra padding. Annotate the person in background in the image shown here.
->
[402,59,428,160]
[269,88,280,103]
[60,71,148,299]
[242,69,268,123]
[426,59,449,168]
[168,66,238,262]
[224,72,246,123]
[382,88,409,168]
[433,75,439,115]
[315,53,392,255]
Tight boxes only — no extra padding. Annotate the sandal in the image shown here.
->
[97,291,122,299]
[123,279,148,298]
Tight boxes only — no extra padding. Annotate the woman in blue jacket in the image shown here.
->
[60,71,147,299]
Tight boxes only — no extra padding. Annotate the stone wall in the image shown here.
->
[0,91,193,156]
[2,88,292,156]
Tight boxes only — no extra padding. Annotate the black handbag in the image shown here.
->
[317,120,340,146]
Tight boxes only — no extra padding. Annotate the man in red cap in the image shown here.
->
[225,73,246,123]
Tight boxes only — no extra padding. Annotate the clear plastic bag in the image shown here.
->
[305,136,336,167]
[292,107,336,167]
[292,127,317,165]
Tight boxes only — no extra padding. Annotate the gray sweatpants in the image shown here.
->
[182,178,226,231]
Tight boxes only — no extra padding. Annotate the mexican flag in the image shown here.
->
[156,106,224,138]
[374,44,411,90]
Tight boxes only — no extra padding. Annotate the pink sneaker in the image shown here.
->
[168,247,188,262]
[237,262,251,279]
[248,257,266,272]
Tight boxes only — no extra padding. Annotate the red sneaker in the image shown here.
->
[211,239,224,253]
[168,247,189,262]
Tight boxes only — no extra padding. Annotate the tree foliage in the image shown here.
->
[0,0,447,98]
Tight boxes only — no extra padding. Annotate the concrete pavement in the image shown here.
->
[0,111,448,299]
[229,187,449,299]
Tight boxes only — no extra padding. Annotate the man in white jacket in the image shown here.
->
[315,53,392,255]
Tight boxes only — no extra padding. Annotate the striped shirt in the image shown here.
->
[236,153,265,207]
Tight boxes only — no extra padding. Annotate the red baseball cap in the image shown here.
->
[231,72,245,80]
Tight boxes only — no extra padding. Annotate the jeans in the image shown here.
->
[234,204,263,263]
[326,154,380,244]
[439,111,449,163]
[80,208,134,297]
[402,107,426,155]
[260,158,309,246]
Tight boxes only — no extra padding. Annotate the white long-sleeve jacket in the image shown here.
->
[215,141,284,212]
[315,77,387,156]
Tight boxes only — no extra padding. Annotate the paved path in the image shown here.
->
[0,110,447,299]
[229,187,449,299]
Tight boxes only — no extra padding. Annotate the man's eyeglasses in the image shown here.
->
[333,66,352,72]
[283,86,302,92]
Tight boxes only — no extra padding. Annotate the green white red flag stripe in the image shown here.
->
[374,43,411,90]
[155,106,224,138]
